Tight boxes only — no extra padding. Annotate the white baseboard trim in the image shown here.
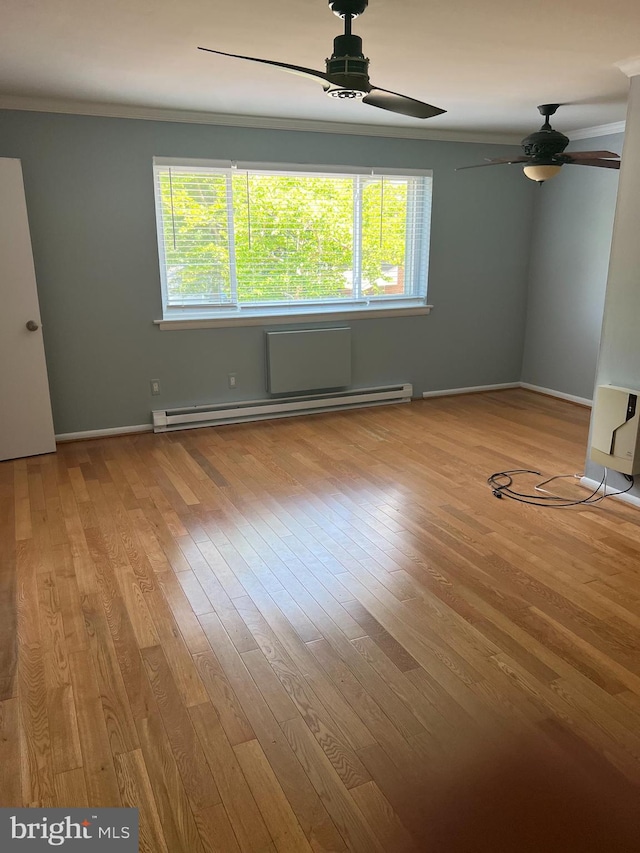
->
[421,381,592,406]
[580,476,640,510]
[55,423,152,442]
[422,382,520,399]
[54,382,591,441]
[519,383,592,407]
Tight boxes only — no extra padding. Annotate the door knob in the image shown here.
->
[26,320,39,331]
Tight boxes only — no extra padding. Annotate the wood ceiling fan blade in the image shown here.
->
[198,47,331,87]
[455,158,528,170]
[363,87,445,119]
[565,150,620,160]
[567,158,621,169]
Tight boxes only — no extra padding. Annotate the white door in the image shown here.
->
[0,158,56,461]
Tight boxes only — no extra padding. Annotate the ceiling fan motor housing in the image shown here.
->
[521,105,569,163]
[521,127,570,162]
[326,34,370,98]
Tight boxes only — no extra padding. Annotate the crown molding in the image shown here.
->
[0,93,625,144]
[616,56,640,78]
[0,94,522,145]
[566,120,626,140]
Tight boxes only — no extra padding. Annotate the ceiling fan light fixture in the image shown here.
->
[523,164,562,184]
[456,105,620,178]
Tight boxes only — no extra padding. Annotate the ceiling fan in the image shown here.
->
[198,0,445,120]
[457,104,621,183]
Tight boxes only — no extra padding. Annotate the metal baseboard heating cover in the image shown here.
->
[152,384,412,433]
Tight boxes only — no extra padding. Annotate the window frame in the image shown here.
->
[153,157,433,327]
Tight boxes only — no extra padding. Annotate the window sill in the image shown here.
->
[155,303,433,330]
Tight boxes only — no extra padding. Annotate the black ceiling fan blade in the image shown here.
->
[363,87,445,119]
[565,150,620,160]
[485,157,530,164]
[455,158,529,170]
[198,47,331,87]
[567,158,621,169]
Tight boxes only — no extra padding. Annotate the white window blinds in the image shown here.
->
[154,160,432,317]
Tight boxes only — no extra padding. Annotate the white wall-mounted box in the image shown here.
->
[590,385,640,475]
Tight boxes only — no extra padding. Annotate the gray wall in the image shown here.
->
[0,110,534,434]
[521,133,622,401]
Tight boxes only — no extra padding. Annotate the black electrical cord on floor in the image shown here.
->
[487,468,635,508]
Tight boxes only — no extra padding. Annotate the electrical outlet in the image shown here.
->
[150,379,161,396]
[228,373,237,389]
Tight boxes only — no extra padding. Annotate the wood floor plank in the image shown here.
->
[342,599,420,672]
[142,585,210,706]
[349,780,417,853]
[114,748,169,853]
[300,604,427,741]
[281,716,384,853]
[52,544,88,653]
[233,589,376,752]
[194,803,243,853]
[53,767,89,807]
[197,611,347,853]
[231,597,375,780]
[81,592,140,756]
[306,638,420,770]
[192,649,256,745]
[127,507,174,573]
[58,482,98,595]
[0,698,21,806]
[18,641,55,806]
[241,647,299,724]
[140,645,220,811]
[350,635,458,744]
[0,475,17,700]
[46,683,83,775]
[198,539,248,601]
[356,741,431,845]
[189,704,272,853]
[67,648,121,806]
[153,568,210,652]
[99,590,158,721]
[14,459,32,541]
[234,737,314,853]
[136,712,206,853]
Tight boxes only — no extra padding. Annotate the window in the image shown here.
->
[153,158,432,324]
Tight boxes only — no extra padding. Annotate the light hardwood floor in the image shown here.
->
[1,389,640,851]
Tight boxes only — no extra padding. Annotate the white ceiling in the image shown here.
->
[1,0,639,140]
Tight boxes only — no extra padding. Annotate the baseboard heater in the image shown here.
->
[152,383,412,433]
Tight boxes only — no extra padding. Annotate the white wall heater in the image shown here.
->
[266,327,351,394]
[152,384,412,433]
